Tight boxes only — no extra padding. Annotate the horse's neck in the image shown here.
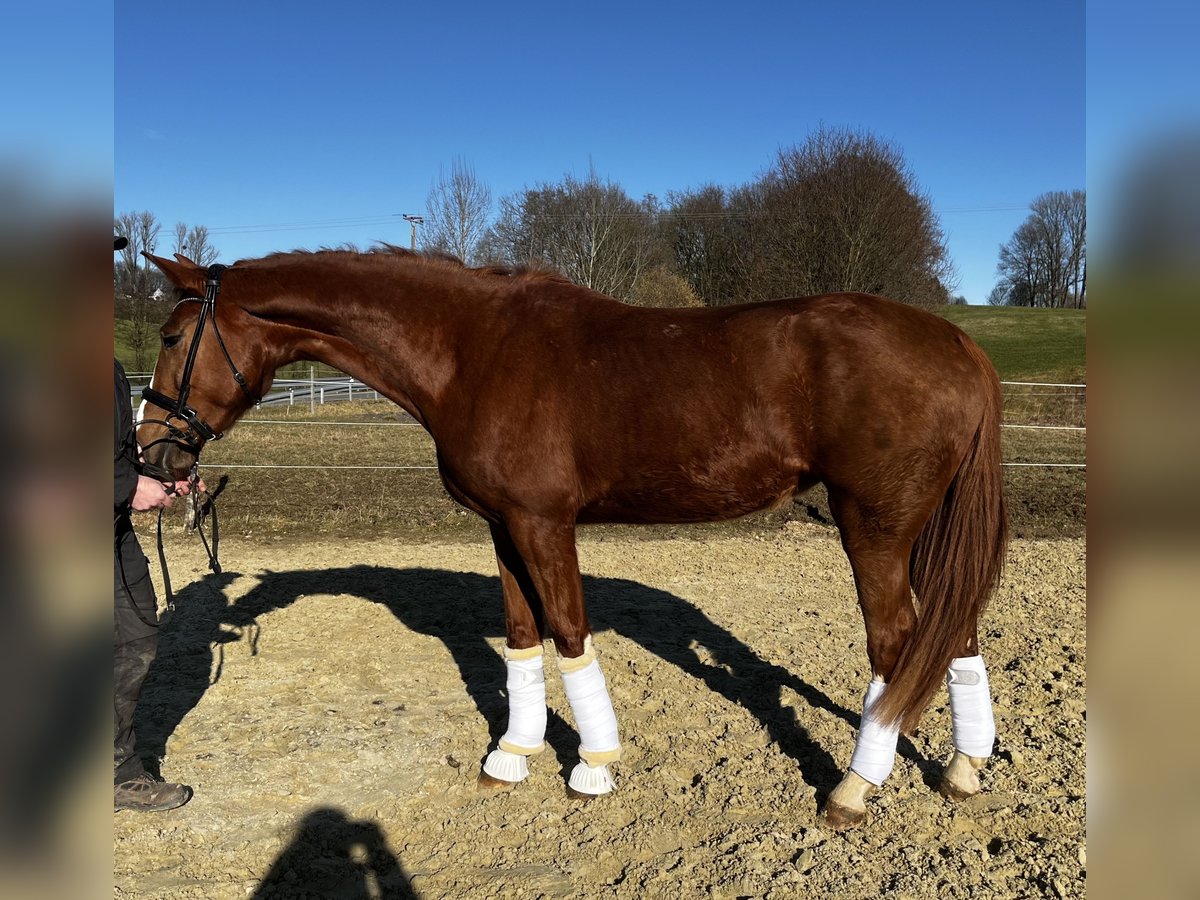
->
[251,268,471,426]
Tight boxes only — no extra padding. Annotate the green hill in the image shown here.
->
[114,318,152,375]
[937,305,1086,384]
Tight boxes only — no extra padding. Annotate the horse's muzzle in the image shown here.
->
[138,426,201,482]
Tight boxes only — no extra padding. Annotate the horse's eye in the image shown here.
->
[162,334,183,350]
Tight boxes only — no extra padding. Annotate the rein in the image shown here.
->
[154,468,227,610]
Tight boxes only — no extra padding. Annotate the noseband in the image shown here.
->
[138,264,256,474]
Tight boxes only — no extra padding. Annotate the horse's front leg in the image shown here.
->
[479,523,550,789]
[505,514,621,798]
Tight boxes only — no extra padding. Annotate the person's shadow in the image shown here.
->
[137,564,937,807]
[251,806,416,899]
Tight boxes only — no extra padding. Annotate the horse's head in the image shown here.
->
[136,253,266,480]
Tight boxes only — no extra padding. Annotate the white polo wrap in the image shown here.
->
[947,654,995,758]
[557,637,621,767]
[849,679,901,786]
[497,645,547,755]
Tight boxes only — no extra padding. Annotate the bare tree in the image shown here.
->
[423,157,492,264]
[114,211,165,370]
[172,222,220,266]
[663,184,756,305]
[753,127,955,307]
[1059,191,1087,308]
[662,129,954,308]
[995,220,1049,307]
[993,190,1086,307]
[114,210,161,295]
[490,170,658,301]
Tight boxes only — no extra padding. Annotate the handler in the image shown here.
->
[114,235,195,811]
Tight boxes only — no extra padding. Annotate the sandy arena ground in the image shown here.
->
[114,525,1085,899]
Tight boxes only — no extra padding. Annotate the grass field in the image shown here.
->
[122,302,1085,542]
[937,305,1086,384]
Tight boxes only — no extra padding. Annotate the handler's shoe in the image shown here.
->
[114,772,193,812]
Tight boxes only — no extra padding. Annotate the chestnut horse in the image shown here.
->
[137,247,1006,828]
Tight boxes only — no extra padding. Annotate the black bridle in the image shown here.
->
[132,262,254,599]
[138,263,256,478]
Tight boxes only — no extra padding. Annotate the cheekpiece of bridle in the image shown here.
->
[139,263,256,475]
[135,262,254,594]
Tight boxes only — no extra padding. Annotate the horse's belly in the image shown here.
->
[578,463,808,525]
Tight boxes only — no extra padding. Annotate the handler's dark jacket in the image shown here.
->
[114,359,159,642]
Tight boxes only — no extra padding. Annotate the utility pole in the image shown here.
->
[401,214,424,250]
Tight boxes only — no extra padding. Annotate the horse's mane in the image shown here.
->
[240,244,571,288]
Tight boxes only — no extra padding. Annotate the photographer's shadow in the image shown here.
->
[251,806,416,899]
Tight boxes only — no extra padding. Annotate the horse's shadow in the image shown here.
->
[137,564,936,804]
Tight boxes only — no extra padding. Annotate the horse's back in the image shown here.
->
[450,287,997,524]
[582,292,996,521]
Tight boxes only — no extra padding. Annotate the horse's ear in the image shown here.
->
[144,252,205,296]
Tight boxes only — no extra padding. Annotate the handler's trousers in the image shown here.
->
[114,518,160,784]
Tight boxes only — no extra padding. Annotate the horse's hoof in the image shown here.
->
[566,761,614,799]
[938,751,985,802]
[479,748,529,790]
[477,771,518,792]
[937,778,975,802]
[823,770,873,829]
[820,799,866,830]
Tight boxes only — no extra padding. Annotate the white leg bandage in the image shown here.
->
[947,654,995,758]
[557,636,621,767]
[849,680,901,786]
[481,644,548,784]
[498,645,547,755]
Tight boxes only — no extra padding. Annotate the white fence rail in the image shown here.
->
[128,374,380,410]
[133,379,1086,470]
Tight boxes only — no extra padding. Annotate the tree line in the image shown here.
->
[426,127,958,309]
[423,129,1082,310]
[117,126,1085,369]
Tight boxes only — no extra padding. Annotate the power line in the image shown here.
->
[201,204,1029,237]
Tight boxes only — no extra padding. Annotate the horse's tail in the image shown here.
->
[874,340,1009,734]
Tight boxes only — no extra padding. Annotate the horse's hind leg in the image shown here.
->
[503,514,622,798]
[479,522,549,790]
[821,491,919,829]
[939,633,996,801]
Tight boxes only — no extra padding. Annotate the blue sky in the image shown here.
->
[112,1,1086,305]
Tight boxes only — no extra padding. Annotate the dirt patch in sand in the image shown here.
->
[115,526,1085,899]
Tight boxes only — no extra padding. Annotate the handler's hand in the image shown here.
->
[131,475,175,511]
[171,478,205,496]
